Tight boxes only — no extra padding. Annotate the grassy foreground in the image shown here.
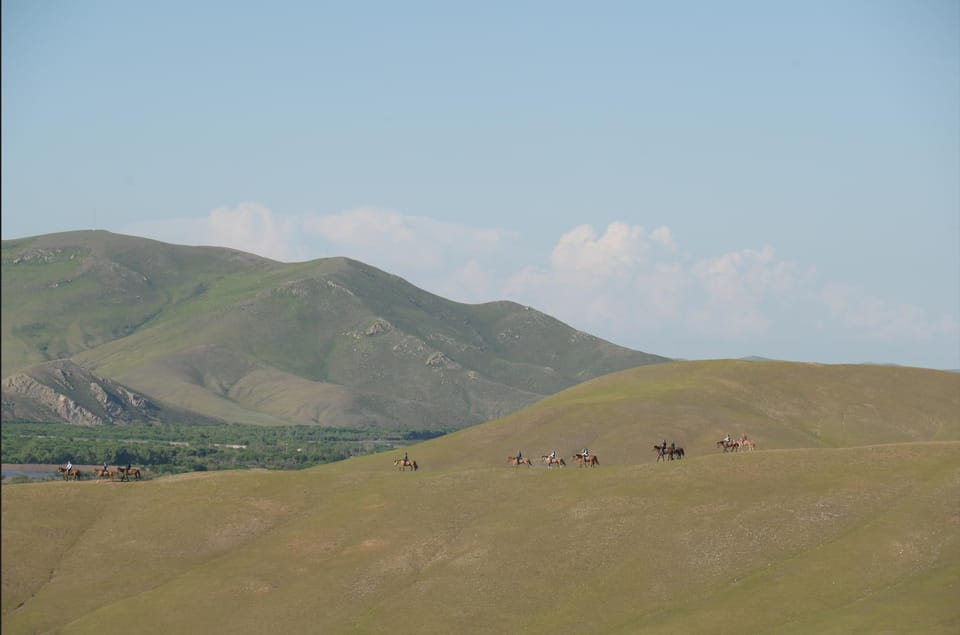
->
[3,361,959,634]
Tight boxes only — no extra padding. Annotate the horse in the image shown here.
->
[572,454,599,467]
[654,445,684,461]
[541,455,565,468]
[118,466,142,481]
[57,466,81,481]
[508,456,533,467]
[393,458,418,472]
[716,440,740,453]
[93,468,117,482]
[740,439,756,451]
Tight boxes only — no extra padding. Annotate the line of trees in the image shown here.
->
[1,421,446,476]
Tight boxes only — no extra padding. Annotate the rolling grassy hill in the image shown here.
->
[1,230,668,429]
[3,361,958,634]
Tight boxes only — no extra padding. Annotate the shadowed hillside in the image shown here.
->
[3,361,958,634]
[2,230,668,429]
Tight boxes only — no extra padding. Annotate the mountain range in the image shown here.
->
[1,230,668,429]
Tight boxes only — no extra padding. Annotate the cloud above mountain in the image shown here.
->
[124,203,959,367]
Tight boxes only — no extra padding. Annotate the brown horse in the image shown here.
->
[508,456,533,467]
[118,466,142,481]
[740,439,756,451]
[93,468,117,482]
[393,458,418,472]
[57,466,81,481]
[572,454,599,467]
[716,440,740,453]
[541,455,566,467]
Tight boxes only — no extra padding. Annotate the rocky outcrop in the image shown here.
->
[425,351,458,369]
[365,319,392,336]
[1,360,158,425]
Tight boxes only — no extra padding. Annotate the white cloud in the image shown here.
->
[121,203,298,261]
[822,283,960,341]
[684,247,788,332]
[302,207,416,247]
[122,207,958,368]
[650,226,676,249]
[635,263,687,321]
[532,226,805,339]
[550,222,648,280]
[205,203,296,262]
[301,207,514,274]
[129,204,515,274]
[440,260,496,303]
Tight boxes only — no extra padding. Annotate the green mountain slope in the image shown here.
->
[3,361,958,634]
[2,231,668,429]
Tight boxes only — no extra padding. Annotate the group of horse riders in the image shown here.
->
[653,439,685,461]
[518,448,592,461]
[721,433,751,445]
[61,460,141,481]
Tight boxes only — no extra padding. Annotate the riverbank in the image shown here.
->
[2,464,104,481]
[3,464,63,472]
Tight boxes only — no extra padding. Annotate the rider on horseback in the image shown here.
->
[65,460,72,471]
[517,449,523,462]
[581,448,589,459]
[549,450,556,460]
[723,434,730,444]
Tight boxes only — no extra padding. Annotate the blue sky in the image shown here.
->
[3,0,958,370]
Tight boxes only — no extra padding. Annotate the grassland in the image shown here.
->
[3,361,959,634]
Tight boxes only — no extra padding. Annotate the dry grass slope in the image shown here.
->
[3,361,959,634]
